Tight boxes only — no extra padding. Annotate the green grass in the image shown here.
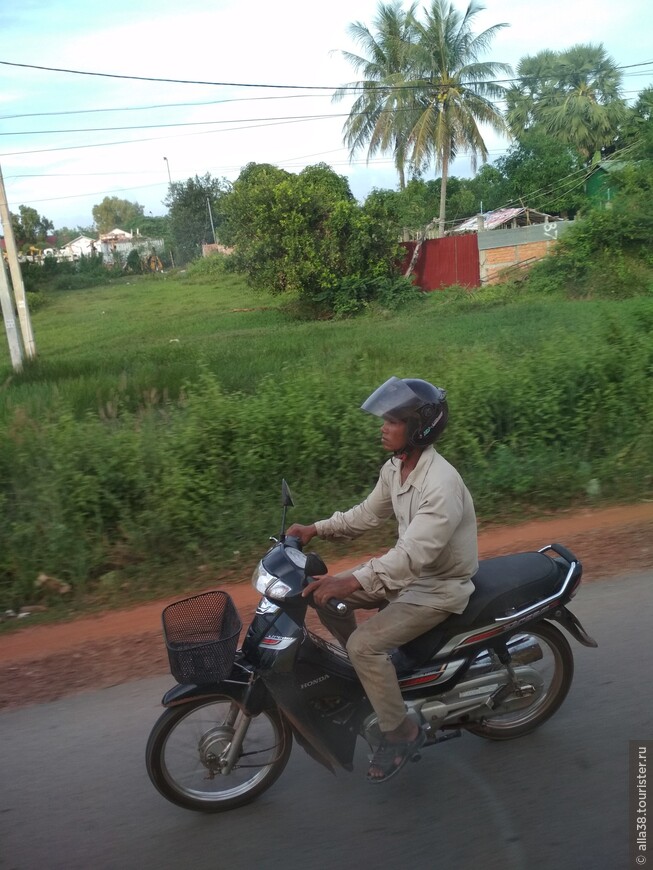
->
[1,271,651,614]
[0,272,636,420]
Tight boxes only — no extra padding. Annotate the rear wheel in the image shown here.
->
[146,695,292,812]
[466,621,573,741]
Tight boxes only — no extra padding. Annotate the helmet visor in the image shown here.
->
[360,377,423,420]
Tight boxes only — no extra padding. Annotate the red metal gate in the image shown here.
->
[401,234,480,290]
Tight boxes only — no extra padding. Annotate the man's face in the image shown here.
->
[380,416,407,452]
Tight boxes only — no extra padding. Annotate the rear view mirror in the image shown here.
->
[281,479,294,508]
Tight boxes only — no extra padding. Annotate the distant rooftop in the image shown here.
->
[453,207,554,233]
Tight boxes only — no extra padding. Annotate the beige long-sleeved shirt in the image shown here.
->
[314,446,478,614]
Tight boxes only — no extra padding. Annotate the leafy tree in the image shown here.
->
[506,44,628,164]
[164,173,231,265]
[133,214,170,240]
[219,162,296,287]
[466,164,505,213]
[495,130,588,216]
[220,162,414,316]
[617,86,653,155]
[373,177,438,229]
[337,0,510,236]
[365,168,504,234]
[92,197,145,234]
[9,205,54,248]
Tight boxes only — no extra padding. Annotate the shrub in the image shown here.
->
[182,253,229,283]
[527,157,653,298]
[220,162,409,317]
[125,249,142,273]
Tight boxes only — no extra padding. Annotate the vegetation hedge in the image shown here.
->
[1,297,651,610]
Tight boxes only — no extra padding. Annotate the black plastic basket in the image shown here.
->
[162,590,242,684]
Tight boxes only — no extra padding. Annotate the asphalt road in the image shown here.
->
[1,571,651,870]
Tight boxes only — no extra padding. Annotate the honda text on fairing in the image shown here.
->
[145,480,597,813]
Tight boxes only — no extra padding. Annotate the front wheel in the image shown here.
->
[466,621,574,741]
[145,694,293,812]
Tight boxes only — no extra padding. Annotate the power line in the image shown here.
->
[1,110,355,137]
[0,113,352,158]
[0,92,334,122]
[5,144,515,208]
[0,59,342,90]
[2,58,652,93]
[1,73,650,126]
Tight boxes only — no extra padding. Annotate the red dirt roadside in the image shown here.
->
[1,502,652,711]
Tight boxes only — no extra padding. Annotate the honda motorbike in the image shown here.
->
[145,480,597,813]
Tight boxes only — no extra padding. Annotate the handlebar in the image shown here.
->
[328,598,348,615]
[304,573,348,615]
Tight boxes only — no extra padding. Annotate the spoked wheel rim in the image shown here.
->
[158,699,287,804]
[467,622,573,738]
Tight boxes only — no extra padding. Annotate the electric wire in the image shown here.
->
[2,57,648,216]
[1,57,652,93]
[0,92,336,122]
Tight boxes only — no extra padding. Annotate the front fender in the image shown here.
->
[161,663,273,715]
[161,680,247,707]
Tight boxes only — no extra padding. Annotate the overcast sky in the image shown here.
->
[1,0,651,230]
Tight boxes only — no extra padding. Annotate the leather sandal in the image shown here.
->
[367,727,427,783]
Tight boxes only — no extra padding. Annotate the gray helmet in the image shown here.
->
[361,376,448,449]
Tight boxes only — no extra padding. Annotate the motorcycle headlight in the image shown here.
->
[251,562,292,599]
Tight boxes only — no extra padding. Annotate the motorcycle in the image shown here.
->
[145,480,597,812]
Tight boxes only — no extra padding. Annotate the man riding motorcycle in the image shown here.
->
[287,376,478,783]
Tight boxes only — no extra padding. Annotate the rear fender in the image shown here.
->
[549,607,598,648]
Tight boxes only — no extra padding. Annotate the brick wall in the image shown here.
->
[480,239,553,284]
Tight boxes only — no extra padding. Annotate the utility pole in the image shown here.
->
[0,250,23,371]
[207,196,216,244]
[163,157,175,267]
[0,162,37,358]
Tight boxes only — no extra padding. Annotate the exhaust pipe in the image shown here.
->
[467,633,543,677]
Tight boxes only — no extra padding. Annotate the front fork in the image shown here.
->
[162,665,266,777]
[219,705,254,775]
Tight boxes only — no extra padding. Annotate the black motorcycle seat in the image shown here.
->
[450,551,564,627]
[394,551,568,672]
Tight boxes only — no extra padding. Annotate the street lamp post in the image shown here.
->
[163,156,172,186]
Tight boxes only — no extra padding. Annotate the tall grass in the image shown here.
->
[1,273,651,610]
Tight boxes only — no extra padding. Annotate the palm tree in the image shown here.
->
[333,2,418,190]
[406,0,511,236]
[506,44,628,164]
[336,1,510,236]
[504,50,559,132]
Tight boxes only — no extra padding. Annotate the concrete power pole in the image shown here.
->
[0,162,37,359]
[0,250,23,370]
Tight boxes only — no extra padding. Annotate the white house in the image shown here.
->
[59,235,98,260]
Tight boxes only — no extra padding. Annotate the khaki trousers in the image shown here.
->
[315,581,450,732]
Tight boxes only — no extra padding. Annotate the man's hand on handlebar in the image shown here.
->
[285,523,318,547]
[302,573,362,608]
